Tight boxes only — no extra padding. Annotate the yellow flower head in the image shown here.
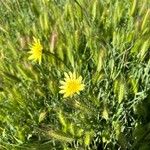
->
[59,72,85,98]
[28,37,43,64]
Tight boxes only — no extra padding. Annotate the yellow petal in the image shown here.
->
[78,76,82,82]
[59,85,66,89]
[72,72,76,79]
[28,55,35,60]
[64,72,69,79]
[77,92,80,94]
[80,84,85,90]
[64,78,71,82]
[33,37,37,42]
[38,58,41,64]
[60,80,66,85]
[59,90,65,94]
[69,71,73,79]
[63,93,70,98]
[28,51,33,54]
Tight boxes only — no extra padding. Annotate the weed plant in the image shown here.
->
[0,0,150,149]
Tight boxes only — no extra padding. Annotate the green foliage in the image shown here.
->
[0,0,150,149]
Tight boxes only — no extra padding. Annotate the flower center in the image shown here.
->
[34,45,42,57]
[67,80,80,94]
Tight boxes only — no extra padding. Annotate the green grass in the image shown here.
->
[0,0,150,149]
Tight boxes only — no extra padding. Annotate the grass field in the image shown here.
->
[0,0,150,149]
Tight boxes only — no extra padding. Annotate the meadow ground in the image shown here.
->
[0,0,150,149]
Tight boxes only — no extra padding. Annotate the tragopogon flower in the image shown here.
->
[28,37,43,64]
[59,72,85,98]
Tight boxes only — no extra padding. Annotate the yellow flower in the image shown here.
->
[59,72,85,98]
[28,37,43,64]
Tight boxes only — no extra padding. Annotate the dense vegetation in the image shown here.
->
[0,0,150,149]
